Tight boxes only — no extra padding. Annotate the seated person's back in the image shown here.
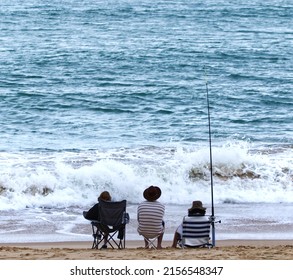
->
[137,200,165,236]
[83,191,112,221]
[171,200,208,248]
[137,186,165,249]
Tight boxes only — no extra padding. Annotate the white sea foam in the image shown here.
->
[0,141,292,211]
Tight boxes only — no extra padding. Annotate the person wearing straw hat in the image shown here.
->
[137,185,165,249]
[171,200,206,248]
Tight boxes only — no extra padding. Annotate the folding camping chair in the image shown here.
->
[138,222,165,249]
[180,215,213,248]
[89,199,129,249]
[140,232,162,249]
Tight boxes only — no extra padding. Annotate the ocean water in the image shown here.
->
[0,0,292,243]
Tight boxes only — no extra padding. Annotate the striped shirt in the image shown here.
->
[137,200,165,237]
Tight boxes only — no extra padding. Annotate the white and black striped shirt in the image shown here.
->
[137,200,165,237]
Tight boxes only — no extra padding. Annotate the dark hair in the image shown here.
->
[99,191,111,201]
[188,208,206,216]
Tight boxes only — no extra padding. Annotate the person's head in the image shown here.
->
[143,185,161,202]
[188,200,206,216]
[98,191,111,201]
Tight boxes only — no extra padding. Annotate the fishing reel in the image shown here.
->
[209,215,221,224]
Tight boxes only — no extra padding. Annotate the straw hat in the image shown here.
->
[188,200,206,211]
[143,186,161,201]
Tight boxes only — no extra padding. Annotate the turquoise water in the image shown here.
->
[0,0,292,241]
[1,0,292,150]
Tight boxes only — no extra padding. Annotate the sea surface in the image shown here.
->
[0,0,292,243]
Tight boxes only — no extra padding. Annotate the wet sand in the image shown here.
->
[1,239,293,260]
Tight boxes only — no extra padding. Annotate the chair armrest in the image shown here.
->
[123,212,130,224]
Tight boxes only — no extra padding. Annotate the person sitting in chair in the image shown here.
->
[171,200,206,248]
[137,185,165,249]
[83,191,112,249]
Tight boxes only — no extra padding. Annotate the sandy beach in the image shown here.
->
[1,240,292,260]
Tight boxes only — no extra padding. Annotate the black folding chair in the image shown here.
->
[85,199,129,249]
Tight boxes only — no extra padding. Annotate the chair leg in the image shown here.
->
[92,225,126,249]
[106,227,126,249]
[91,227,103,249]
[144,237,157,249]
[106,233,124,249]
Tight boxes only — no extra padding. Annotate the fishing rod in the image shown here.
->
[204,68,216,247]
